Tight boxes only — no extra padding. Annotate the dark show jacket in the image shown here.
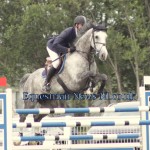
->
[47,27,76,54]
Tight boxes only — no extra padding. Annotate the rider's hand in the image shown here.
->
[70,46,76,53]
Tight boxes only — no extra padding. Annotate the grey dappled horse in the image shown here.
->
[19,28,108,124]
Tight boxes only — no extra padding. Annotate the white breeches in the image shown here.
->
[46,47,60,69]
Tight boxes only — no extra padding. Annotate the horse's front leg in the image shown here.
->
[76,71,95,82]
[94,73,108,93]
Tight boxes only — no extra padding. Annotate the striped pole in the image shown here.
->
[15,106,150,114]
[13,134,140,142]
[12,120,150,128]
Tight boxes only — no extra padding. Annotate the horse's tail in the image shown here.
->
[20,73,31,88]
[17,73,31,109]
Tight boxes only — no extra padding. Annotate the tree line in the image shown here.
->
[0,0,150,97]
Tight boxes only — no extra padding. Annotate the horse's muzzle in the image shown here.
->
[99,53,107,61]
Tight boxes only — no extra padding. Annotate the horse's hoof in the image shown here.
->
[37,141,43,145]
[28,141,38,145]
[13,141,21,146]
[90,87,93,93]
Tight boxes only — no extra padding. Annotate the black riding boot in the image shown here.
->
[43,66,57,92]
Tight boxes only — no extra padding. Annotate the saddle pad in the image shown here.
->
[41,69,47,78]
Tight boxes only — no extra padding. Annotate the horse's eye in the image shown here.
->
[95,36,99,39]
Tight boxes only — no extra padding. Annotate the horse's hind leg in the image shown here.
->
[33,114,47,135]
[19,100,37,136]
[32,114,47,145]
[19,114,28,122]
[13,113,29,145]
[18,114,28,137]
[18,100,29,136]
[19,100,37,122]
[33,114,47,122]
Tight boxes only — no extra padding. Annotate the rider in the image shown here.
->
[43,15,87,92]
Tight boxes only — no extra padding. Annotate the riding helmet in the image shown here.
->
[74,15,86,25]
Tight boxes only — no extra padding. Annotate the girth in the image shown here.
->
[57,76,90,94]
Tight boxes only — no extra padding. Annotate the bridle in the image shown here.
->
[91,29,106,55]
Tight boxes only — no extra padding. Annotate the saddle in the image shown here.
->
[42,55,66,79]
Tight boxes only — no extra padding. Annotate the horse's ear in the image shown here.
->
[93,24,107,32]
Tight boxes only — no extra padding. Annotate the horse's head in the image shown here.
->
[91,26,108,61]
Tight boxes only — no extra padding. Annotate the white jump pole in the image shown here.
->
[0,88,13,150]
[140,76,150,150]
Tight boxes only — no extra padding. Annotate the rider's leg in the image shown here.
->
[43,47,60,92]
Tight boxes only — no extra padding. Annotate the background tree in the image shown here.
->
[0,0,149,100]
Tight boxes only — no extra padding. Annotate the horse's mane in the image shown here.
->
[75,28,93,51]
[74,22,93,43]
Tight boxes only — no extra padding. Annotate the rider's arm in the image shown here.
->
[52,27,73,54]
